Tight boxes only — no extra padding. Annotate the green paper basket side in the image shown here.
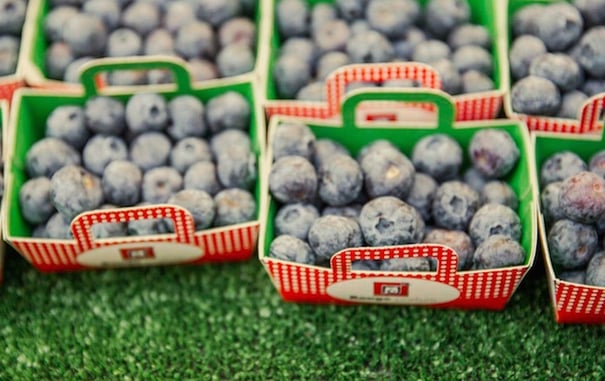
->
[260,88,537,273]
[0,100,7,282]
[263,0,503,101]
[5,57,266,243]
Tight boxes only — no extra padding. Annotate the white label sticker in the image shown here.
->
[327,276,460,305]
[76,242,203,268]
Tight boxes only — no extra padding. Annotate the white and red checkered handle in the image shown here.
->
[70,204,196,251]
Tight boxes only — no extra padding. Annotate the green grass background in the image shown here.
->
[1,247,604,381]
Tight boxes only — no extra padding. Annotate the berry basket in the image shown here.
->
[499,0,605,134]
[2,56,265,272]
[21,0,270,92]
[258,88,538,309]
[261,0,505,121]
[0,100,7,282]
[533,124,605,324]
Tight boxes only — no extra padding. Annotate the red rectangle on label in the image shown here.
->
[374,282,409,296]
[120,247,155,260]
[366,113,397,122]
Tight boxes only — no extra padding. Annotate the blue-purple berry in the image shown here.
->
[548,219,598,269]
[472,235,525,270]
[169,137,212,174]
[308,215,363,263]
[412,134,463,181]
[213,188,256,226]
[404,173,438,222]
[318,154,362,207]
[468,129,520,179]
[275,202,319,240]
[559,171,605,224]
[535,2,583,52]
[82,134,128,176]
[511,76,561,116]
[50,165,103,221]
[540,151,587,186]
[26,137,81,178]
[184,161,223,196]
[423,228,474,270]
[346,30,394,64]
[469,203,522,247]
[480,181,518,210]
[141,166,183,204]
[129,132,172,172]
[205,91,251,134]
[166,95,207,140]
[168,189,215,230]
[125,93,169,135]
[359,196,425,247]
[360,146,415,199]
[101,160,142,207]
[269,156,317,204]
[432,180,479,231]
[509,35,548,80]
[45,105,89,150]
[586,251,605,287]
[19,177,55,225]
[269,234,315,265]
[272,121,315,161]
[424,0,470,39]
[84,96,126,136]
[529,53,583,92]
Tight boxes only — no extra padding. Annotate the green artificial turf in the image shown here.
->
[1,247,604,381]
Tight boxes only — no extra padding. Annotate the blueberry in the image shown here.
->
[218,17,256,49]
[574,0,605,28]
[427,58,462,95]
[45,212,74,239]
[480,181,518,210]
[0,35,18,75]
[83,0,120,30]
[164,1,197,34]
[167,189,215,230]
[560,171,605,224]
[423,228,474,270]
[296,82,326,102]
[381,258,431,272]
[143,29,175,56]
[216,146,256,190]
[62,13,107,57]
[19,177,55,225]
[175,21,217,60]
[188,58,219,81]
[63,56,94,83]
[586,251,605,287]
[213,188,256,226]
[26,137,81,178]
[461,70,494,94]
[0,0,26,36]
[45,105,89,150]
[273,54,312,98]
[82,134,128,176]
[216,44,255,77]
[590,150,605,179]
[359,196,424,247]
[269,156,317,204]
[45,42,75,80]
[90,205,128,239]
[102,160,142,207]
[318,154,362,207]
[276,0,309,39]
[577,27,605,78]
[356,139,398,163]
[447,23,491,50]
[308,215,363,263]
[462,167,488,192]
[50,165,104,220]
[392,27,426,61]
[311,3,337,32]
[346,30,394,64]
[412,39,451,64]
[412,134,463,182]
[349,19,371,35]
[511,4,544,37]
[184,161,223,196]
[142,166,183,204]
[366,0,419,39]
[512,76,561,116]
[452,45,492,76]
[275,202,319,240]
[472,235,525,270]
[509,35,548,81]
[548,219,598,269]
[540,151,587,186]
[535,3,583,52]
[106,28,142,57]
[404,173,438,222]
[280,37,319,67]
[582,79,605,96]
[205,91,251,134]
[84,96,126,136]
[361,148,414,200]
[312,19,350,54]
[468,129,520,179]
[424,0,470,39]
[540,181,565,224]
[272,121,315,161]
[469,203,521,247]
[529,53,583,92]
[559,269,587,284]
[210,129,251,158]
[125,93,169,135]
[269,234,315,265]
[130,132,172,173]
[121,1,161,36]
[335,0,365,21]
[165,95,207,140]
[169,137,212,174]
[44,6,79,43]
[195,0,241,27]
[432,181,479,231]
[557,90,588,119]
[321,204,362,220]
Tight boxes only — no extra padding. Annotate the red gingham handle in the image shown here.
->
[70,204,196,250]
[578,93,605,133]
[323,62,443,115]
[330,244,459,282]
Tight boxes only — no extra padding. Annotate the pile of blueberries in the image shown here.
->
[509,1,605,119]
[44,0,257,85]
[18,91,257,239]
[268,121,526,271]
[0,0,27,76]
[273,0,496,101]
[540,149,605,286]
